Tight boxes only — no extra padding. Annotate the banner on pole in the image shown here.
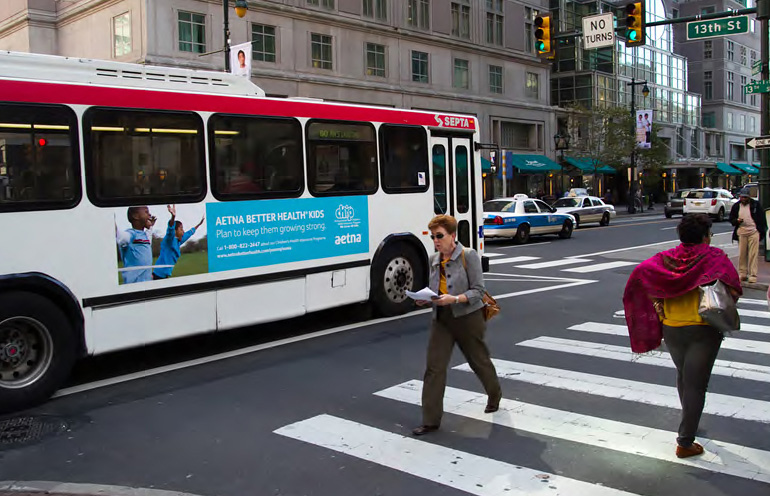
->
[635,109,652,149]
[230,41,252,77]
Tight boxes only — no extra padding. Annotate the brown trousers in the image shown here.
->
[421,308,502,426]
[738,231,760,279]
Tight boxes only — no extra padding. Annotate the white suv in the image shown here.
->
[683,188,737,222]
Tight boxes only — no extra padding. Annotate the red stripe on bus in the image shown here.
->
[0,80,477,130]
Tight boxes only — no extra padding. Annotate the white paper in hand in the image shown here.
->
[405,287,438,301]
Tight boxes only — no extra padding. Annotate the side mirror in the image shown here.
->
[551,206,557,213]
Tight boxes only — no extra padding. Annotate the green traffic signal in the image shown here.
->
[625,1,646,47]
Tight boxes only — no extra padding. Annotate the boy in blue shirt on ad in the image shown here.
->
[153,204,205,280]
[116,206,157,284]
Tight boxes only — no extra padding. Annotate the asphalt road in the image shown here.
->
[2,212,769,496]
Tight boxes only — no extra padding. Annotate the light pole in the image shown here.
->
[223,0,249,72]
[627,77,650,213]
[554,132,571,197]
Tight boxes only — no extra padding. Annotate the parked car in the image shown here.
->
[483,194,576,244]
[683,188,737,222]
[664,189,693,218]
[552,196,616,227]
[743,182,758,200]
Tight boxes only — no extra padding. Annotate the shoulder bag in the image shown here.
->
[461,249,500,321]
[698,280,740,334]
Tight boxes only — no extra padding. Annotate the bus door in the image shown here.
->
[430,134,477,249]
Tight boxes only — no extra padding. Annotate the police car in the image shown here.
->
[483,194,576,244]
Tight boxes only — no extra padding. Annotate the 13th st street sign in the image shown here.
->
[687,16,749,40]
[744,80,770,94]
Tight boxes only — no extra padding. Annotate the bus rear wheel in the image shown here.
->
[371,244,424,317]
[0,291,77,414]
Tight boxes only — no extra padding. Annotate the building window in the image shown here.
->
[252,24,276,62]
[700,6,715,14]
[702,112,715,128]
[524,7,539,54]
[453,58,469,89]
[752,94,758,106]
[365,43,386,77]
[526,72,539,99]
[727,71,734,100]
[673,8,679,18]
[727,112,733,129]
[451,1,470,39]
[113,12,131,57]
[750,116,756,133]
[489,65,503,93]
[740,46,747,66]
[363,0,387,20]
[691,130,699,158]
[407,0,430,29]
[486,0,503,46]
[178,11,206,53]
[751,50,757,68]
[311,33,333,70]
[739,114,745,131]
[741,75,747,104]
[411,51,429,83]
[704,40,712,59]
[727,40,734,61]
[308,0,335,8]
[704,71,712,100]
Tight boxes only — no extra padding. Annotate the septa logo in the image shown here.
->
[434,114,474,129]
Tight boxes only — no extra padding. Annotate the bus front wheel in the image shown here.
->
[371,244,424,317]
[0,291,77,414]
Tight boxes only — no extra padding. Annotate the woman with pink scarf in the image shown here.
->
[623,214,741,459]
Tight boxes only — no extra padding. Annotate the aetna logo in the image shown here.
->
[335,233,362,245]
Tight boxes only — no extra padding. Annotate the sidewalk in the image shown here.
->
[0,482,202,496]
[613,202,666,217]
[731,255,770,292]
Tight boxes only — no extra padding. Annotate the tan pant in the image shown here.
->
[421,308,502,426]
[738,231,760,280]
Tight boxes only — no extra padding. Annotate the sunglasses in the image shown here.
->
[430,233,446,240]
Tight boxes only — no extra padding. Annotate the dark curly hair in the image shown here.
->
[677,214,712,244]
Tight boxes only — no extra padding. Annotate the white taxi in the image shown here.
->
[483,194,576,244]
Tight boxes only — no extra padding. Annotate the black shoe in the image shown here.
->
[484,404,499,413]
[412,425,439,436]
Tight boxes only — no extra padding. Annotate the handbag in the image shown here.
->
[698,280,740,333]
[460,250,500,321]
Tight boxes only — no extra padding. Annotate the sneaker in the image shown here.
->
[676,442,704,459]
[749,277,758,283]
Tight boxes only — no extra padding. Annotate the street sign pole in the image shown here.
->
[760,0,770,260]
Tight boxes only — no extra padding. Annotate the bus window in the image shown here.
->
[306,121,377,196]
[84,108,205,206]
[379,125,428,193]
[0,103,80,211]
[432,144,447,214]
[209,114,303,199]
[455,145,469,213]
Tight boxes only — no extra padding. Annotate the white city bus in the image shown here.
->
[0,51,486,412]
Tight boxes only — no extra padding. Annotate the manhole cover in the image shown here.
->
[0,415,68,448]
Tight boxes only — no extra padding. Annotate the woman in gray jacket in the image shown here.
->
[413,214,502,436]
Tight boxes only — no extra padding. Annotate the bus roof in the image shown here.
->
[0,51,478,132]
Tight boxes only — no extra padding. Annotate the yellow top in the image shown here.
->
[439,259,448,295]
[662,288,706,327]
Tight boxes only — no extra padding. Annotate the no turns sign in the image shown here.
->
[582,13,615,49]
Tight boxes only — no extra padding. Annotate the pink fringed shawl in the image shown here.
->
[623,243,742,353]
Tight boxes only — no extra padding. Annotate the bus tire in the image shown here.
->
[371,243,424,317]
[0,291,77,414]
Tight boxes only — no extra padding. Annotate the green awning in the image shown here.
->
[564,156,617,174]
[481,157,492,173]
[505,153,561,173]
[731,162,759,174]
[715,162,741,175]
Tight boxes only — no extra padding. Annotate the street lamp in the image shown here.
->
[223,0,249,72]
[626,77,650,213]
[554,131,571,196]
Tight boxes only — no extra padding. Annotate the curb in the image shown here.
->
[742,281,770,291]
[0,482,207,496]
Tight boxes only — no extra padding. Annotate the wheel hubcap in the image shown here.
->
[383,257,414,304]
[0,317,54,389]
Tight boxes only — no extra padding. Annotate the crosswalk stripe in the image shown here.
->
[453,359,770,423]
[739,308,770,319]
[562,261,638,273]
[517,336,770,383]
[515,258,592,269]
[741,323,770,334]
[274,414,641,496]
[741,298,769,306]
[482,252,506,257]
[375,381,770,484]
[568,322,770,355]
[489,255,540,265]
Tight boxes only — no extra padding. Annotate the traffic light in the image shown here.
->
[534,14,553,57]
[625,0,646,47]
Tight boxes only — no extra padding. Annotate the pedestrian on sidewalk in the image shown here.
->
[412,214,502,436]
[622,214,741,459]
[730,188,766,284]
